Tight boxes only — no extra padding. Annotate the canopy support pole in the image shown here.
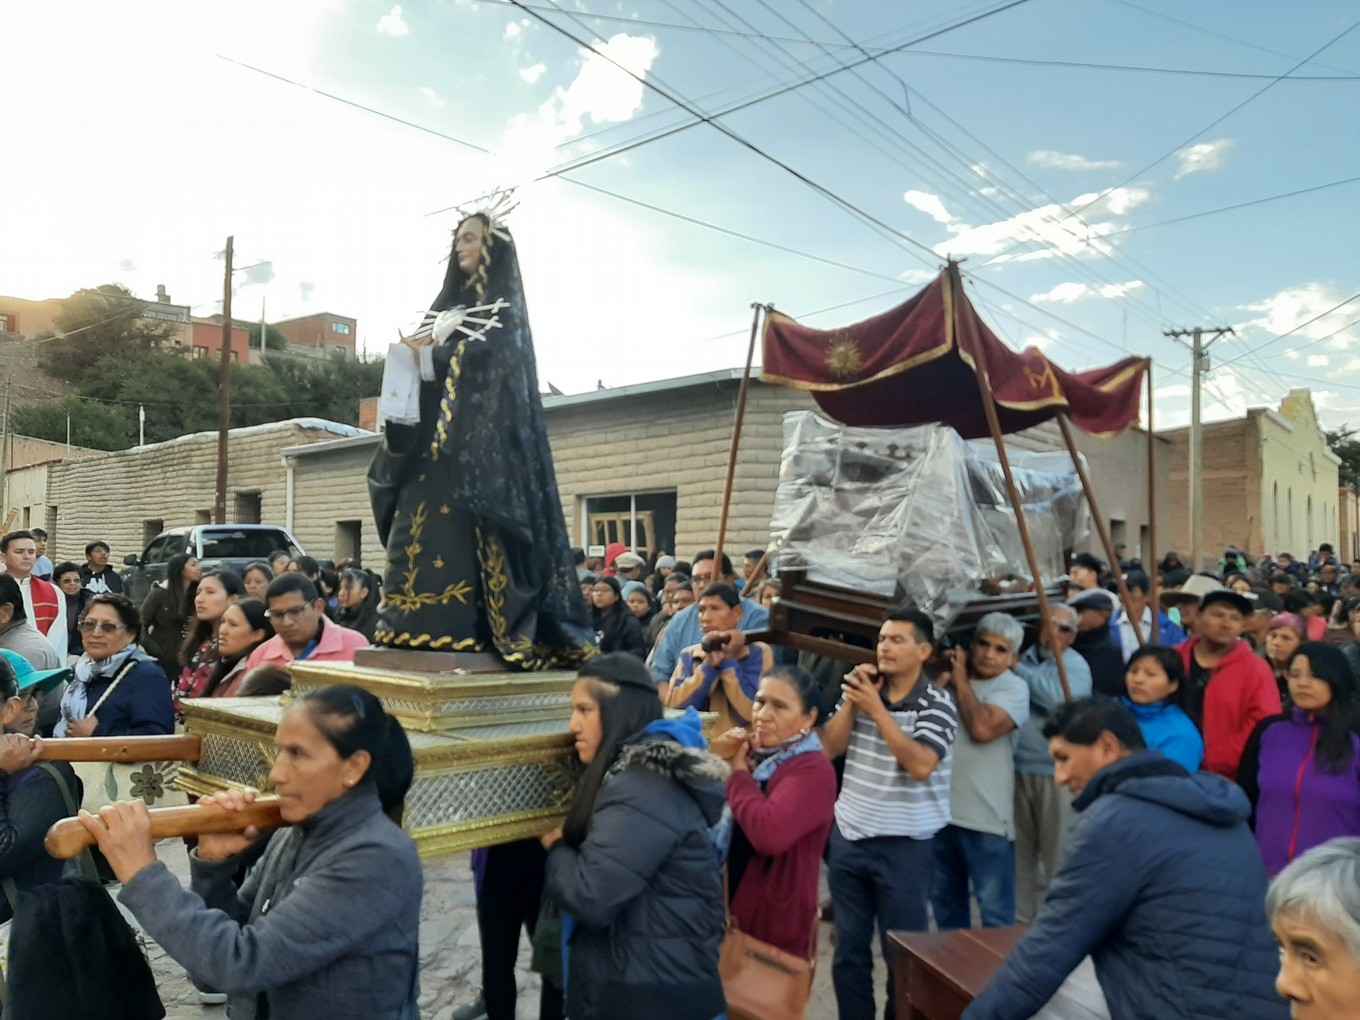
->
[714,303,766,578]
[1058,414,1145,647]
[950,264,1071,700]
[1146,362,1159,640]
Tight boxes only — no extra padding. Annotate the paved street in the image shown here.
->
[143,840,873,1020]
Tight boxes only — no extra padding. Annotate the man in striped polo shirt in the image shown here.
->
[823,608,959,1020]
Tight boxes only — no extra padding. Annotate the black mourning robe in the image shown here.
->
[367,223,594,668]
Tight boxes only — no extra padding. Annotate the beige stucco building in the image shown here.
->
[1338,487,1359,563]
[1163,390,1341,569]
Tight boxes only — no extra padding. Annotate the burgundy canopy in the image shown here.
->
[761,264,1148,438]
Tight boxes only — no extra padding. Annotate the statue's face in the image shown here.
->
[454,217,485,275]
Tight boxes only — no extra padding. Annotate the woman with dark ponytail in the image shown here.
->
[542,653,728,1020]
[78,683,422,1019]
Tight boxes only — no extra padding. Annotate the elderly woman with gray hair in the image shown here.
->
[1268,837,1360,1019]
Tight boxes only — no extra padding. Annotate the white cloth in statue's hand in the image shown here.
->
[432,307,466,344]
[379,342,423,425]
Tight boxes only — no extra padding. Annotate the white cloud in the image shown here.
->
[899,267,937,285]
[377,4,409,36]
[417,86,444,108]
[1154,366,1255,429]
[1307,354,1330,367]
[494,33,659,182]
[519,62,547,84]
[903,190,954,224]
[935,186,1153,264]
[1240,281,1360,352]
[1021,329,1062,352]
[505,20,521,39]
[1174,138,1234,179]
[1032,280,1145,304]
[1027,150,1121,172]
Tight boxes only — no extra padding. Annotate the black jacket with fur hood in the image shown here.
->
[545,730,728,1020]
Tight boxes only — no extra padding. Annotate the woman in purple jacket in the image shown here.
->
[1240,642,1360,876]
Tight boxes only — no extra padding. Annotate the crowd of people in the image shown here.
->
[5,533,1360,1019]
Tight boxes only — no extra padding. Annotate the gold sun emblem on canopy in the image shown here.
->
[825,332,863,381]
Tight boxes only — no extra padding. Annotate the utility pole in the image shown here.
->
[1165,326,1235,572]
[0,376,10,523]
[214,236,233,525]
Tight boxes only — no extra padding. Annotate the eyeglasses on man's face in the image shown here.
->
[77,620,126,635]
[265,603,314,623]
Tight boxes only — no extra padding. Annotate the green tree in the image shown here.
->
[12,395,133,450]
[1327,427,1360,490]
[40,284,176,387]
[248,323,288,350]
[11,340,385,452]
[266,352,384,425]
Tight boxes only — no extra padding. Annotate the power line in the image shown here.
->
[431,0,1034,215]
[1218,291,1360,367]
[216,55,490,154]
[646,0,1205,351]
[1104,174,1360,236]
[901,48,1360,80]
[978,14,1360,268]
[1109,0,1360,76]
[484,0,1360,80]
[474,0,860,48]
[559,177,908,284]
[505,0,977,265]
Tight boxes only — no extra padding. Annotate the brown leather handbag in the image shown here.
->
[718,870,819,1020]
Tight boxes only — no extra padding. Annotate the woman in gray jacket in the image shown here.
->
[79,684,422,1019]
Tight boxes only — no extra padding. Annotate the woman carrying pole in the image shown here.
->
[75,685,422,1019]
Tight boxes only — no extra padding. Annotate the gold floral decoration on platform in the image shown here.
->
[826,332,863,381]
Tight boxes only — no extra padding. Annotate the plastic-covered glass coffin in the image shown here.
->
[769,411,1089,623]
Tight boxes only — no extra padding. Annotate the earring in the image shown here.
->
[798,727,809,736]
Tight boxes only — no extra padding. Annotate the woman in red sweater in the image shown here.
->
[723,665,837,958]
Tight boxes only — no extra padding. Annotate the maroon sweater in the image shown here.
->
[727,751,837,957]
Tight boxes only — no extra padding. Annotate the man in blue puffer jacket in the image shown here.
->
[966,698,1287,1020]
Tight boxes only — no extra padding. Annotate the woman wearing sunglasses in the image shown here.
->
[55,593,174,737]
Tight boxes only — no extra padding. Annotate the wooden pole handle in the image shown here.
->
[37,735,203,763]
[45,795,284,860]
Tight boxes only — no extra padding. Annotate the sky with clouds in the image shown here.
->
[2,0,1358,429]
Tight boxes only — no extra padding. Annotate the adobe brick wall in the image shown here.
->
[45,423,343,563]
[287,440,385,568]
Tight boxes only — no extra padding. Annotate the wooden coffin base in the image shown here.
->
[889,927,1109,1019]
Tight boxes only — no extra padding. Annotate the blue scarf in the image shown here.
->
[711,729,823,858]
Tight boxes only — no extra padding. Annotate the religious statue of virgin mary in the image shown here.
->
[367,194,594,668]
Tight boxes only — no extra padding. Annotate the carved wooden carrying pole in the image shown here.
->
[1057,414,1146,648]
[36,735,202,763]
[46,795,283,861]
[713,303,767,578]
[949,263,1072,700]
